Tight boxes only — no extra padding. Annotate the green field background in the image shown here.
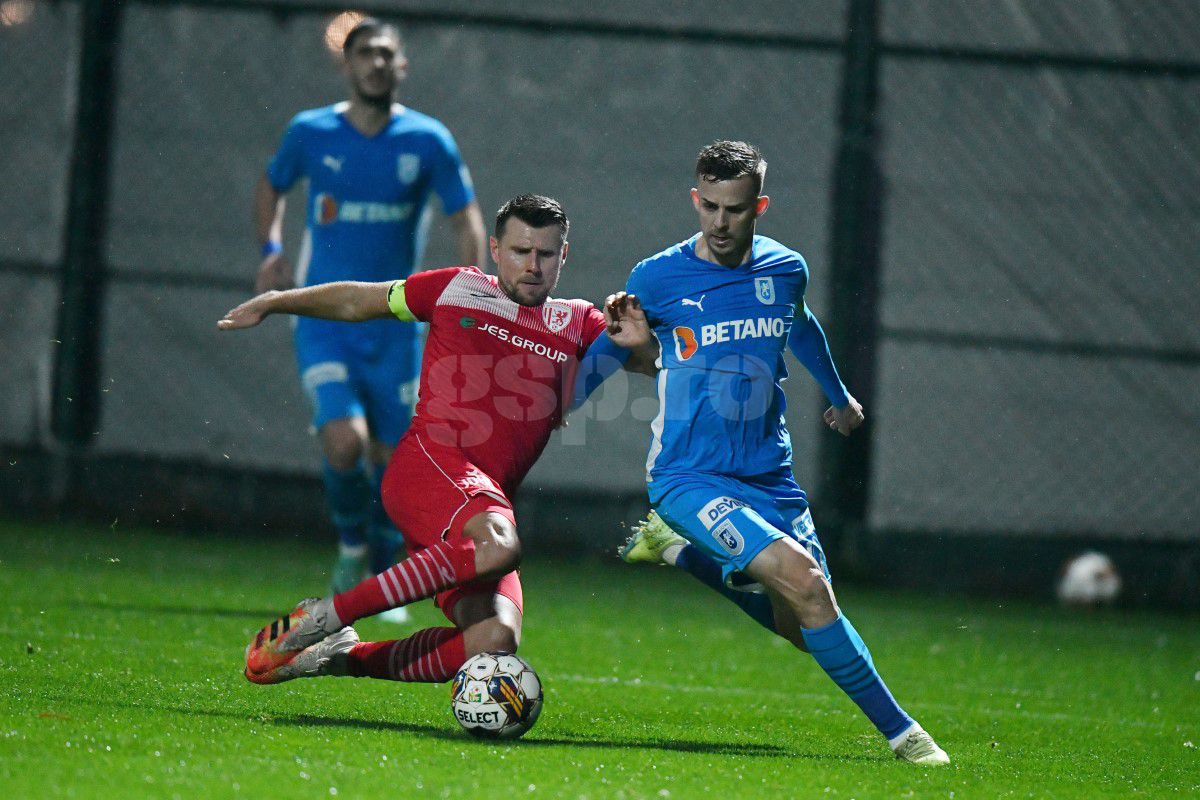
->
[0,521,1196,798]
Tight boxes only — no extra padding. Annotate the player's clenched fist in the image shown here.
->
[823,394,865,436]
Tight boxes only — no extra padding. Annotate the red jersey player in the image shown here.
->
[219,194,652,686]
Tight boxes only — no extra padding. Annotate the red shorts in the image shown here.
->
[381,431,522,622]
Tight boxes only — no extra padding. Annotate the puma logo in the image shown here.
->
[681,294,705,312]
[322,154,345,173]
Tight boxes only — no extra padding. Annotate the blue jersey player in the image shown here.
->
[589,141,949,764]
[253,18,487,599]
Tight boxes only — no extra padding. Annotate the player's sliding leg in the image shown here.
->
[245,510,519,678]
[347,589,522,683]
[245,627,361,685]
[745,539,949,765]
[334,510,517,623]
[622,512,778,633]
[257,580,523,685]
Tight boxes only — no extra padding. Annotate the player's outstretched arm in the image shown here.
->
[788,303,864,436]
[218,281,394,331]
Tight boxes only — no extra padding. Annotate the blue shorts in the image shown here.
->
[648,468,830,587]
[294,317,422,446]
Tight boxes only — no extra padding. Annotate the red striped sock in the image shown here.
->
[346,628,466,683]
[333,537,477,624]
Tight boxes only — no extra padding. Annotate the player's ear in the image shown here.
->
[395,53,409,80]
[690,187,700,211]
[488,235,500,267]
[755,195,770,217]
[560,240,569,264]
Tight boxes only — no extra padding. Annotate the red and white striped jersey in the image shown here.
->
[399,266,607,493]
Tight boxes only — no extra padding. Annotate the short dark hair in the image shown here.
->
[342,17,402,55]
[695,140,767,194]
[495,194,569,239]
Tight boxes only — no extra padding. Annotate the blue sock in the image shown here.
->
[676,545,777,633]
[802,615,914,740]
[322,461,371,548]
[367,465,404,574]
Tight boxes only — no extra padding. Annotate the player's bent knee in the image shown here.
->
[465,616,521,656]
[794,565,832,606]
[464,512,522,577]
[320,421,367,469]
[754,540,832,610]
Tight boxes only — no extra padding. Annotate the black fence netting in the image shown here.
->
[1,0,1196,546]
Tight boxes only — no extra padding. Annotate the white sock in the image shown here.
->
[315,596,344,631]
[888,722,920,751]
[338,542,368,558]
[661,543,685,566]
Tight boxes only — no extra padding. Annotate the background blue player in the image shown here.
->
[253,17,487,601]
[583,141,950,764]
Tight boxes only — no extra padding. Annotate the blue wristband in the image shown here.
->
[260,240,283,258]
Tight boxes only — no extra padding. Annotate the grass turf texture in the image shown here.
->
[0,520,1197,799]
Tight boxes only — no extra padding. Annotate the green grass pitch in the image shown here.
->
[1,519,1196,798]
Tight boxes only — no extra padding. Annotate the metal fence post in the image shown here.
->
[51,0,123,451]
[819,0,883,567]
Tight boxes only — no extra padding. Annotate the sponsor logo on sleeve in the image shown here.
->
[696,496,750,530]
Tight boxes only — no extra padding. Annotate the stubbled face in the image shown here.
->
[491,220,568,307]
[344,33,406,103]
[691,175,766,267]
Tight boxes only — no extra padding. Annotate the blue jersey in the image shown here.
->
[626,234,810,481]
[267,102,474,288]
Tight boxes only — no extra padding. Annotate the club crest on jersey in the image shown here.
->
[542,302,573,333]
[755,277,775,304]
[398,153,421,185]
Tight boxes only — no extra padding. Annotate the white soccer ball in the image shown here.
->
[450,652,543,739]
[1057,551,1121,606]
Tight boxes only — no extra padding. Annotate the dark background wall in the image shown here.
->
[1,0,1197,603]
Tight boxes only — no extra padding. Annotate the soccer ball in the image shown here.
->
[450,652,543,739]
[1057,551,1121,606]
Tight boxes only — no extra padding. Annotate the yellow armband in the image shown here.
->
[387,280,416,322]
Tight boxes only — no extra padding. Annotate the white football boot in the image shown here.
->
[247,627,360,684]
[891,724,951,766]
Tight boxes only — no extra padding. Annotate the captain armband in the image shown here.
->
[387,280,416,322]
